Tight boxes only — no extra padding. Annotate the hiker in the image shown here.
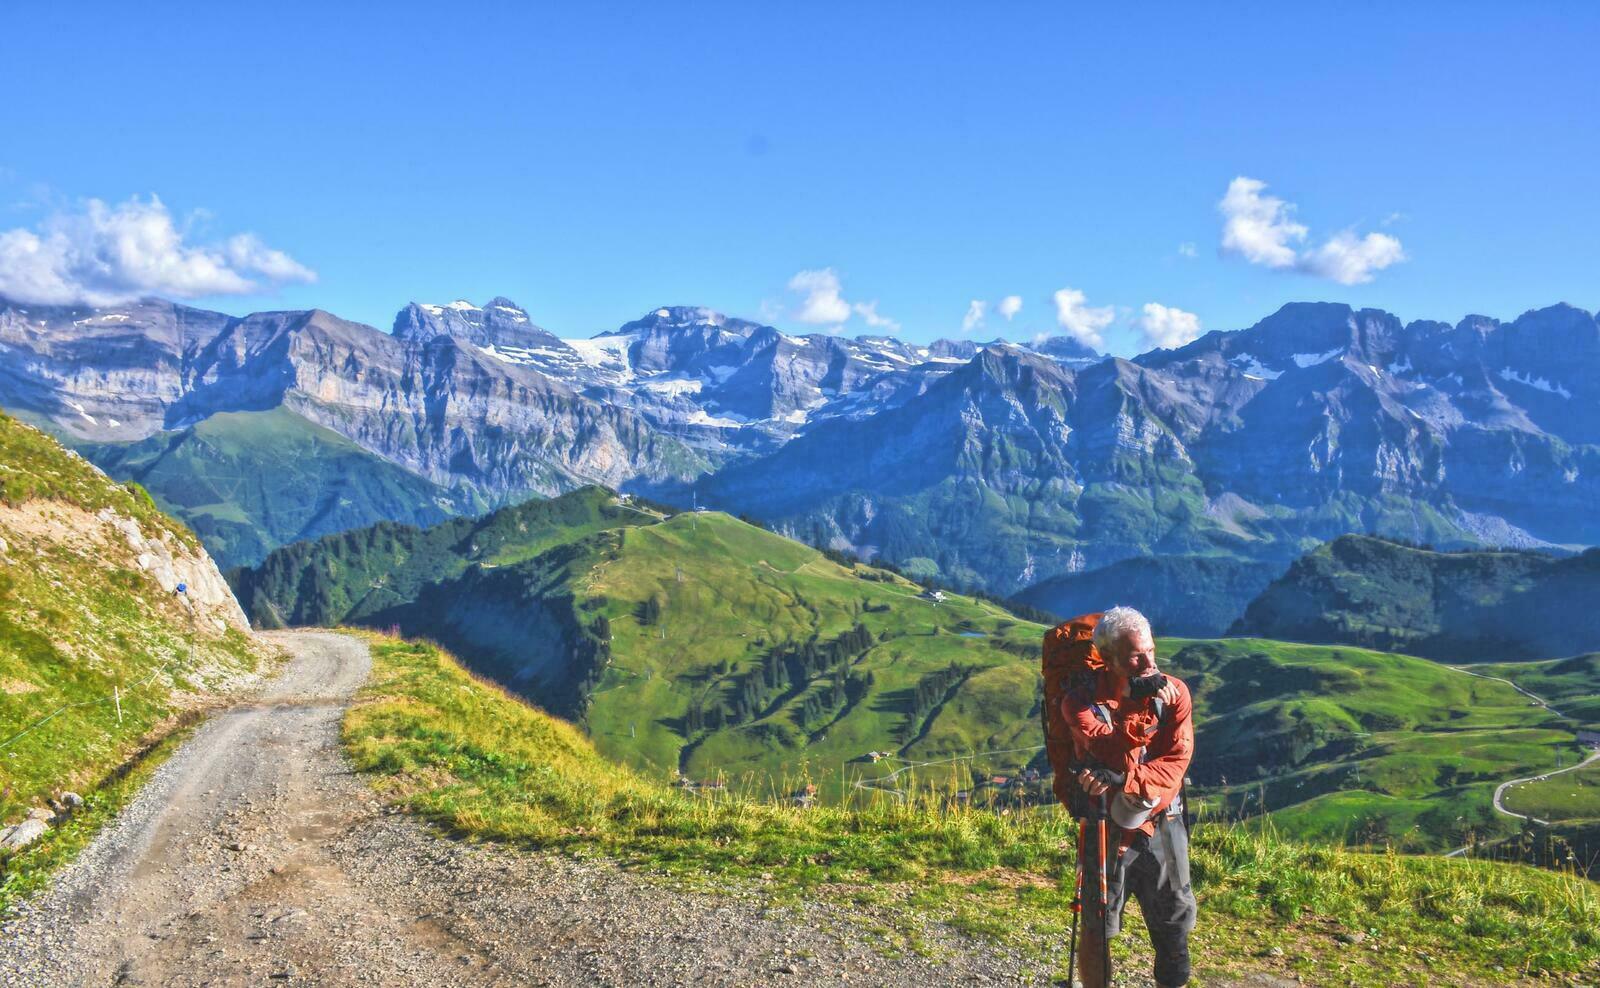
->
[1041,606,1196,988]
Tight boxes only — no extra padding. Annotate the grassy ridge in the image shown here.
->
[344,634,1600,985]
[0,411,186,540]
[230,484,649,629]
[581,510,1044,783]
[1469,653,1600,729]
[1234,535,1600,661]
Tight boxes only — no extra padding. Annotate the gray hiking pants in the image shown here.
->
[1079,816,1196,987]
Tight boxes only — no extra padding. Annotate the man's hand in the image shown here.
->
[1076,766,1126,797]
[1158,677,1181,707]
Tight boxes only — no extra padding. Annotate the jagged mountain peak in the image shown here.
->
[391,295,557,348]
[956,340,1075,385]
[603,305,770,341]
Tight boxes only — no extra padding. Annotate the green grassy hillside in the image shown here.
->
[0,412,268,906]
[1160,638,1574,851]
[234,493,1592,852]
[1234,534,1600,661]
[235,493,1048,773]
[70,408,483,569]
[1455,654,1600,872]
[576,509,1044,783]
[1468,653,1600,728]
[344,635,1600,986]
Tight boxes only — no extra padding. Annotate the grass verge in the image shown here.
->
[0,719,195,914]
[344,634,1600,986]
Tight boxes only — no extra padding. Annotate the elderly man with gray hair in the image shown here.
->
[1049,606,1196,988]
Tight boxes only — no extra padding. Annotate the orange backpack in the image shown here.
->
[1041,612,1104,809]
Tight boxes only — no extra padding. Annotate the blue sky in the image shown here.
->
[2,3,1597,354]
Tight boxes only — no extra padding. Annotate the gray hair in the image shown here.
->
[1094,606,1151,653]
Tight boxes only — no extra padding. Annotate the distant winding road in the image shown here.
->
[1440,664,1596,857]
[1484,747,1600,828]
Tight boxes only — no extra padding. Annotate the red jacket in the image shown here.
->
[1061,672,1194,835]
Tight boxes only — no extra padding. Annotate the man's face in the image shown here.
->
[1107,627,1158,679]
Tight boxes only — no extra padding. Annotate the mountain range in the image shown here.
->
[2,294,1595,601]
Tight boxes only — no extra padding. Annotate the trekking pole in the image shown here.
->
[1099,793,1111,986]
[1067,817,1084,978]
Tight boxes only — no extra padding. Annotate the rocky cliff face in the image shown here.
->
[2,293,1594,598]
[1137,302,1600,547]
[0,297,708,500]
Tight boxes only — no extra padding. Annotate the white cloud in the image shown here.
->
[1298,230,1406,285]
[1137,303,1203,350]
[1219,177,1306,269]
[223,234,316,284]
[997,295,1022,320]
[852,299,899,332]
[1051,287,1115,350]
[0,195,315,306]
[962,299,987,334]
[787,268,853,324]
[786,267,898,332]
[1177,242,1198,258]
[1217,176,1407,285]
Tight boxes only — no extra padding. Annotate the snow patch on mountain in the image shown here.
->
[1229,353,1282,380]
[1498,366,1571,398]
[1292,347,1344,368]
[563,335,635,378]
[489,303,529,322]
[686,409,748,428]
[639,377,705,398]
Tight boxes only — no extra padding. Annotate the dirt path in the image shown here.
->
[0,631,1094,987]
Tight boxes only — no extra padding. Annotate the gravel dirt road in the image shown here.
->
[0,631,1113,987]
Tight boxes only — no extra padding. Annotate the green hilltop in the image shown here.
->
[1234,534,1600,661]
